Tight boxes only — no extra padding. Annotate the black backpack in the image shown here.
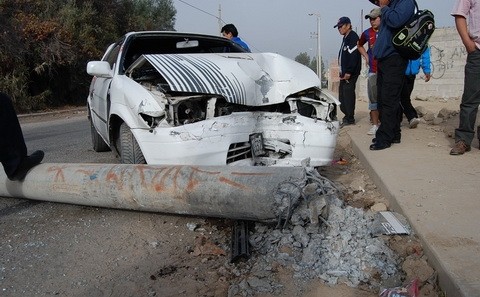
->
[392,1,435,60]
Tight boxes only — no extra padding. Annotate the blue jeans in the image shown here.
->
[455,49,480,145]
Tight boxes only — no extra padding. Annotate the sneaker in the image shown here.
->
[449,141,471,155]
[367,125,378,135]
[409,118,420,129]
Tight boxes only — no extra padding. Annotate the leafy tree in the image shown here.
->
[0,0,176,112]
[294,52,311,68]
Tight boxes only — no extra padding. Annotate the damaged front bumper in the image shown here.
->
[132,112,339,167]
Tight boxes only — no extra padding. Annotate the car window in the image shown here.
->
[104,42,122,69]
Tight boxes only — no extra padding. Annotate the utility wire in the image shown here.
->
[177,0,226,24]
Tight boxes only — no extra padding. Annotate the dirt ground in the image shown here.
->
[0,97,460,297]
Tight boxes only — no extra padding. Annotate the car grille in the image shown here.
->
[227,142,252,164]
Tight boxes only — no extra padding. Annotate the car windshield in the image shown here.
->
[121,34,247,72]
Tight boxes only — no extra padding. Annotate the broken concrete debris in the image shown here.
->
[226,170,424,296]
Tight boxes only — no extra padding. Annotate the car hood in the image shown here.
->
[141,53,320,105]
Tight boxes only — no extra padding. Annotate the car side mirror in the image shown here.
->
[87,61,113,78]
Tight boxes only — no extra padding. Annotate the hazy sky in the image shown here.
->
[173,1,455,64]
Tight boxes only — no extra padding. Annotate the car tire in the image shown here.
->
[118,122,146,164]
[90,115,110,152]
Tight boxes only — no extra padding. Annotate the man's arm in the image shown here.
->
[357,43,369,65]
[454,15,477,53]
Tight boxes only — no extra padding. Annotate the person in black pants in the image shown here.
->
[334,16,361,126]
[370,0,415,150]
[0,92,44,181]
[399,47,431,129]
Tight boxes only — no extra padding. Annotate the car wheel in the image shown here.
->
[90,115,110,152]
[118,122,146,164]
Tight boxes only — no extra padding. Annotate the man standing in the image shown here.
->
[335,16,361,127]
[400,47,431,129]
[0,92,44,181]
[221,24,251,52]
[450,0,480,155]
[370,0,415,150]
[358,8,381,135]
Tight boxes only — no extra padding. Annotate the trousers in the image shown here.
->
[339,74,359,124]
[399,75,419,122]
[376,55,408,144]
[0,92,27,179]
[455,49,480,145]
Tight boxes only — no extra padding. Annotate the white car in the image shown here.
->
[86,31,339,167]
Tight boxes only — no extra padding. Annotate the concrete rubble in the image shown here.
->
[225,169,436,297]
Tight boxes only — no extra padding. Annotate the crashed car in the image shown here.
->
[86,31,339,167]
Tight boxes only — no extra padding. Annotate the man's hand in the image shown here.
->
[341,73,351,81]
[424,74,431,82]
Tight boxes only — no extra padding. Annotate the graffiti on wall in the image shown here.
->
[427,44,467,79]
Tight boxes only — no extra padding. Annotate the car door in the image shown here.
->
[90,42,122,142]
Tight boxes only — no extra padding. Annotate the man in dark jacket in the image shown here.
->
[370,0,415,150]
[335,16,361,126]
[0,92,44,181]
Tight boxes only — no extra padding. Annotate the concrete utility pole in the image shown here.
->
[0,163,307,222]
[309,13,322,87]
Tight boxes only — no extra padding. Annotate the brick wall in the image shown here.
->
[328,27,465,101]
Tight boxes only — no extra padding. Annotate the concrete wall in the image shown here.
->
[328,27,465,101]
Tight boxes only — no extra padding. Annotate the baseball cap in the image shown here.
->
[369,0,379,6]
[334,16,351,28]
[365,8,381,19]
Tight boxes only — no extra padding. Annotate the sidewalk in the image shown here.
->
[344,99,480,297]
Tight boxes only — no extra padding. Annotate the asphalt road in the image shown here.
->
[0,110,379,297]
[20,110,118,164]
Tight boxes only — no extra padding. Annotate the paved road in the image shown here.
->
[20,110,117,164]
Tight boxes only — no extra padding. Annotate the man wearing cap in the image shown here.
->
[358,8,381,135]
[369,0,415,150]
[335,16,361,127]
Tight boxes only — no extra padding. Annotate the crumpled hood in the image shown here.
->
[143,53,320,105]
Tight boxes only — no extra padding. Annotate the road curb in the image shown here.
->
[18,107,87,119]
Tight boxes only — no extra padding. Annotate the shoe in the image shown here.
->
[449,141,471,155]
[409,118,420,129]
[340,121,355,128]
[372,137,401,144]
[367,125,378,135]
[370,142,391,150]
[10,150,45,181]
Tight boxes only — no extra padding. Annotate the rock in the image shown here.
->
[416,106,428,116]
[419,283,439,297]
[370,203,388,212]
[246,276,273,292]
[423,111,436,122]
[432,117,443,125]
[402,256,435,283]
[437,108,454,119]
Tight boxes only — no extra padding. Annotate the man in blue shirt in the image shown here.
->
[221,24,251,52]
[370,0,415,150]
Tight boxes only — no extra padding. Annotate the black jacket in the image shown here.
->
[338,30,361,78]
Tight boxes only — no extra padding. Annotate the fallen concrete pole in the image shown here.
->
[0,163,307,222]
